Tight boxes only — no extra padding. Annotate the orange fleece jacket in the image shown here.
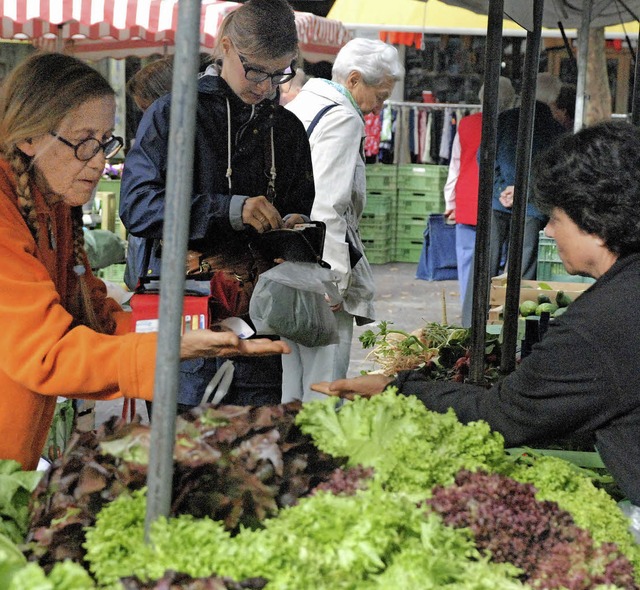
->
[0,158,158,471]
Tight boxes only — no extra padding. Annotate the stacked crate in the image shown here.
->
[97,178,126,239]
[395,164,448,262]
[360,165,397,264]
[97,263,127,287]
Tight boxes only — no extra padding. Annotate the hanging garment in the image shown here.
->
[408,107,416,160]
[364,112,382,158]
[397,106,412,165]
[439,107,457,162]
[422,110,434,164]
[417,109,428,164]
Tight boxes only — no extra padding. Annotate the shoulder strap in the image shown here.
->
[306,103,338,138]
[141,238,153,277]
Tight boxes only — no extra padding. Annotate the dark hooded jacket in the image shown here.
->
[120,73,315,272]
[119,73,316,406]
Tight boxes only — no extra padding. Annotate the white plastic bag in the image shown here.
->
[249,262,341,347]
[619,501,640,543]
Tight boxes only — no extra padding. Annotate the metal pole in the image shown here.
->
[145,0,202,539]
[631,23,640,126]
[500,0,544,374]
[574,0,593,132]
[469,0,504,384]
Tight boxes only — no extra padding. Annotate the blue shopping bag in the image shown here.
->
[416,214,458,281]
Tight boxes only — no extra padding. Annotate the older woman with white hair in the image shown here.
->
[282,38,404,403]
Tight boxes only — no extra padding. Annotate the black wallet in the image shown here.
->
[250,221,329,266]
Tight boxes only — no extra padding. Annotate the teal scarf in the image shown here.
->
[321,79,364,122]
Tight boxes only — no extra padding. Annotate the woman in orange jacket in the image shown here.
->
[0,52,289,471]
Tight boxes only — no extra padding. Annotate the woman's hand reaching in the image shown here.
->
[180,330,290,360]
[311,374,395,400]
[242,196,284,232]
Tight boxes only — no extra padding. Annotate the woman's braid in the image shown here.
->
[8,149,39,240]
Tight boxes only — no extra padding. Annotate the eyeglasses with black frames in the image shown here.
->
[237,51,296,86]
[50,132,124,162]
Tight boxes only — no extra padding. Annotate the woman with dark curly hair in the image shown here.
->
[533,121,640,259]
[313,121,640,507]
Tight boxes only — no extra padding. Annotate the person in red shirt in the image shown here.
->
[443,76,515,323]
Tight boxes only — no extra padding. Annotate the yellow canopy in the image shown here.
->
[327,0,525,35]
[328,0,638,38]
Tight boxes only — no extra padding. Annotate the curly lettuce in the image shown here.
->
[295,389,508,497]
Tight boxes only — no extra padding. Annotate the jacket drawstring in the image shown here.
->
[267,126,276,201]
[225,97,276,200]
[225,98,232,194]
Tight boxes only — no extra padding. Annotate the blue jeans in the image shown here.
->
[177,354,283,408]
[220,355,283,406]
[455,223,476,306]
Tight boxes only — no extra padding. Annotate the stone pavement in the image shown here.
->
[94,262,462,426]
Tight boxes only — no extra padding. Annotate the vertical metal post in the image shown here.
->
[56,25,63,53]
[631,23,640,126]
[574,0,593,132]
[145,0,202,539]
[500,0,544,374]
[469,0,504,384]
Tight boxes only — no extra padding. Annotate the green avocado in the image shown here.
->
[537,293,552,305]
[519,300,538,317]
[556,290,572,308]
[536,302,558,316]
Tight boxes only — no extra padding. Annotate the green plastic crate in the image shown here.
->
[362,239,392,264]
[397,164,448,191]
[98,263,127,285]
[536,233,595,284]
[396,215,427,242]
[365,164,397,191]
[360,220,393,242]
[97,178,121,200]
[366,249,392,265]
[393,238,424,263]
[363,191,395,216]
[361,211,393,224]
[397,190,444,217]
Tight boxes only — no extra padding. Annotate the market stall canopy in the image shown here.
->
[328,0,524,35]
[0,0,352,62]
[329,0,639,38]
[438,0,640,32]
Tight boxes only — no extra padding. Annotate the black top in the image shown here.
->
[395,253,640,505]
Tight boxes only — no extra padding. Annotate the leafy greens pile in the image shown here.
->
[26,402,343,570]
[8,392,640,589]
[509,455,640,571]
[358,321,501,382]
[295,388,509,497]
[0,459,42,544]
[83,485,526,590]
[427,469,637,589]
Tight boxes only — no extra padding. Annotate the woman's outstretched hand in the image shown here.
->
[180,330,290,360]
[311,374,394,400]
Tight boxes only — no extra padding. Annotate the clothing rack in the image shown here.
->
[385,100,482,111]
[375,100,482,166]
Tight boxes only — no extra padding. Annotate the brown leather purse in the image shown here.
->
[185,249,267,320]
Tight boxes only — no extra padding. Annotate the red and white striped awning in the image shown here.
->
[0,0,351,62]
